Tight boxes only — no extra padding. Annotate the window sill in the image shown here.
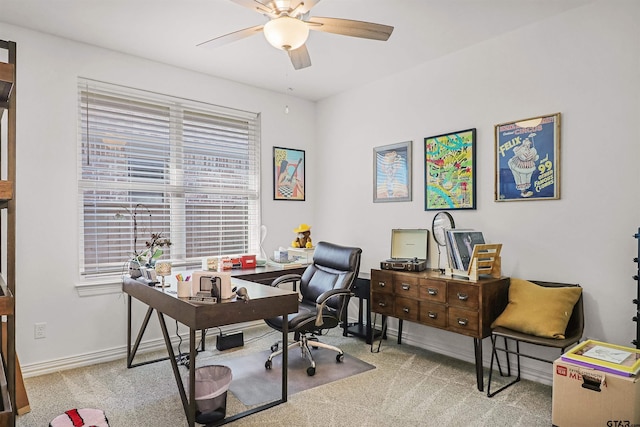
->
[75,277,124,297]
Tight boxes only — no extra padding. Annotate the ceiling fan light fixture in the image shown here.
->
[264,16,309,51]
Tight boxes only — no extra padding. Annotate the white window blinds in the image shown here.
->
[78,79,261,277]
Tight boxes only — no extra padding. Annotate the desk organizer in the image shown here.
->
[444,243,502,282]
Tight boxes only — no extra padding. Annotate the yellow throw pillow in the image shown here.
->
[491,278,582,339]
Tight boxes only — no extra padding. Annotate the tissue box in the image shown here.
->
[288,247,314,265]
[273,250,289,262]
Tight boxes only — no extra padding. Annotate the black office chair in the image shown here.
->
[264,241,362,376]
[487,280,584,397]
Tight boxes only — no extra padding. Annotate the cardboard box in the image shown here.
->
[201,257,219,271]
[552,358,640,427]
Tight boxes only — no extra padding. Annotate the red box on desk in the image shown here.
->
[552,358,640,426]
[241,255,256,269]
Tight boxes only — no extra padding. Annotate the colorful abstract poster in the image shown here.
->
[273,147,305,201]
[494,113,560,201]
[424,129,476,210]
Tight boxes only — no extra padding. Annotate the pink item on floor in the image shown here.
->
[49,408,109,427]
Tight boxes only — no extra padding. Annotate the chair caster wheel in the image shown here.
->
[306,366,316,376]
[265,360,272,370]
[336,354,344,363]
[271,344,279,352]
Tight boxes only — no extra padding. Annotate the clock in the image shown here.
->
[431,211,455,247]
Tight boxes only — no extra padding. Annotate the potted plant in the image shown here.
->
[136,232,172,268]
[117,204,171,278]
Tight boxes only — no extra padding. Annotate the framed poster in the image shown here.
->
[373,141,412,203]
[424,128,476,210]
[273,147,305,201]
[494,113,560,201]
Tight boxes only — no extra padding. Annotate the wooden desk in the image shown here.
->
[123,276,298,427]
[370,269,509,391]
[342,277,385,345]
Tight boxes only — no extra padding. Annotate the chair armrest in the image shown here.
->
[315,288,353,326]
[270,274,302,291]
[316,288,352,305]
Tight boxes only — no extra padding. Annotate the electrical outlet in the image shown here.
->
[34,322,46,339]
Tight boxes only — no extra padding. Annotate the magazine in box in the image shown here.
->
[561,339,640,376]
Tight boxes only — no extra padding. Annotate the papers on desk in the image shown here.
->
[267,259,304,269]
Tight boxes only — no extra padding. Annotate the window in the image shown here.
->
[78,79,261,277]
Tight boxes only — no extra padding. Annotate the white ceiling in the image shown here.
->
[0,0,592,101]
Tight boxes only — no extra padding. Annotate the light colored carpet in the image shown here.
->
[17,326,553,426]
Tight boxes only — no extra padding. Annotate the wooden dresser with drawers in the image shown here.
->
[370,268,509,391]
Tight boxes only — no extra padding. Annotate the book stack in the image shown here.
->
[445,229,485,271]
[561,339,640,376]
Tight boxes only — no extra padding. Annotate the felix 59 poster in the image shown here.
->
[495,113,560,201]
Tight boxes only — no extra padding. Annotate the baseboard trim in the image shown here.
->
[22,336,175,378]
[24,315,553,386]
[21,323,256,378]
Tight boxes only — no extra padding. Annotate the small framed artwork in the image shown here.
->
[273,147,305,201]
[494,112,560,201]
[424,128,476,210]
[373,141,412,203]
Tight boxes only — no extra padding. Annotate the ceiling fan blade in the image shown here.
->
[307,17,394,41]
[197,25,264,49]
[288,44,312,70]
[229,0,276,15]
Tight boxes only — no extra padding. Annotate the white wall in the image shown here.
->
[0,23,316,370]
[316,1,640,383]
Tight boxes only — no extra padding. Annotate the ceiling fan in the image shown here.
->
[197,0,394,70]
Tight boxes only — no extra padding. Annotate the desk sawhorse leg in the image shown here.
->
[126,295,289,427]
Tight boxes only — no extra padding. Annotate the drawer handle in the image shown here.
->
[457,318,469,326]
[403,307,410,313]
[378,302,386,307]
[401,284,410,291]
[378,282,386,288]
[428,311,437,319]
[427,288,438,295]
[457,292,469,301]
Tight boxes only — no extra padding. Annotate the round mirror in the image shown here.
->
[431,211,455,247]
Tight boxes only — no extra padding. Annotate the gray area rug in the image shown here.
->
[203,348,375,406]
